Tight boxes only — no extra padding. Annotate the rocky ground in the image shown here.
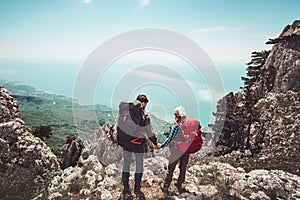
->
[44,121,300,200]
[48,128,300,200]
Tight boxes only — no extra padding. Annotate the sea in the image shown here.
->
[0,57,246,127]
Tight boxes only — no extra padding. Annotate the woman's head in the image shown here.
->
[174,106,186,120]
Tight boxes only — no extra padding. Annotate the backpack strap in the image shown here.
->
[130,131,143,145]
[176,120,186,139]
[171,121,183,152]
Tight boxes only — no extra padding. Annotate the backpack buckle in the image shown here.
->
[130,131,143,145]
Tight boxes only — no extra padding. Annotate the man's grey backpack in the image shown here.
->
[117,100,145,147]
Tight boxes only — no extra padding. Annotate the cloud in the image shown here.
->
[197,89,225,102]
[198,90,213,101]
[0,67,17,74]
[194,26,243,32]
[137,0,151,8]
[82,0,92,4]
[131,69,178,82]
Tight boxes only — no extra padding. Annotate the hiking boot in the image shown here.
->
[160,183,169,193]
[134,181,145,199]
[120,183,133,200]
[122,182,131,195]
[175,182,188,194]
[135,192,145,200]
[120,193,133,200]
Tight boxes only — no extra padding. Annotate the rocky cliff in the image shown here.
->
[259,20,300,95]
[211,20,300,175]
[0,86,60,199]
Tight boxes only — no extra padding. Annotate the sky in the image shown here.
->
[0,0,299,126]
[1,0,299,63]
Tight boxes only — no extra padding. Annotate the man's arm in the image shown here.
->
[143,114,158,145]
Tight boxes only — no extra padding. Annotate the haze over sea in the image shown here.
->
[0,57,246,127]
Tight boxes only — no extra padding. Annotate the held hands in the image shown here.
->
[155,143,161,150]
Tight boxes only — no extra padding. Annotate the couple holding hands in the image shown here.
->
[119,94,200,199]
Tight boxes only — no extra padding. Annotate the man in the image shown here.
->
[119,94,159,199]
[158,106,195,194]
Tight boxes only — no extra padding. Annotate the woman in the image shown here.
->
[158,106,191,194]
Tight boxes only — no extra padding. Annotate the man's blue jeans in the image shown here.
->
[121,148,144,183]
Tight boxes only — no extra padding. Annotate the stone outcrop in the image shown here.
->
[211,20,300,175]
[48,150,106,200]
[60,135,86,169]
[257,20,300,95]
[87,122,123,166]
[231,169,300,200]
[0,86,60,200]
[87,122,169,166]
[187,162,300,200]
[0,86,59,172]
[0,86,19,122]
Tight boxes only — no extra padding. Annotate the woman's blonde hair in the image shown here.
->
[174,106,186,117]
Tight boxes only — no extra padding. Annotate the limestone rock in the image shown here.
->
[0,85,60,199]
[0,87,59,172]
[231,169,300,199]
[60,135,85,169]
[211,20,300,175]
[48,153,105,199]
[87,123,123,166]
[0,86,19,123]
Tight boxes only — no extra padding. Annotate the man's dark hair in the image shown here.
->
[136,94,149,103]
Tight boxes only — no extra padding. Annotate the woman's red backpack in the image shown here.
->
[177,118,203,154]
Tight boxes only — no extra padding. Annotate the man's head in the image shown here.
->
[136,94,149,109]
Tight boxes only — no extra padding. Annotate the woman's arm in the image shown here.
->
[160,124,179,148]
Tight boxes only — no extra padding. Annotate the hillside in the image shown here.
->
[0,80,170,155]
[0,80,116,155]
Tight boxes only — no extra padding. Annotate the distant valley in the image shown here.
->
[0,79,170,155]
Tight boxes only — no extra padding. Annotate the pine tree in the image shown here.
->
[33,126,52,139]
[242,50,270,149]
[241,50,270,92]
[211,50,270,155]
[209,92,246,155]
